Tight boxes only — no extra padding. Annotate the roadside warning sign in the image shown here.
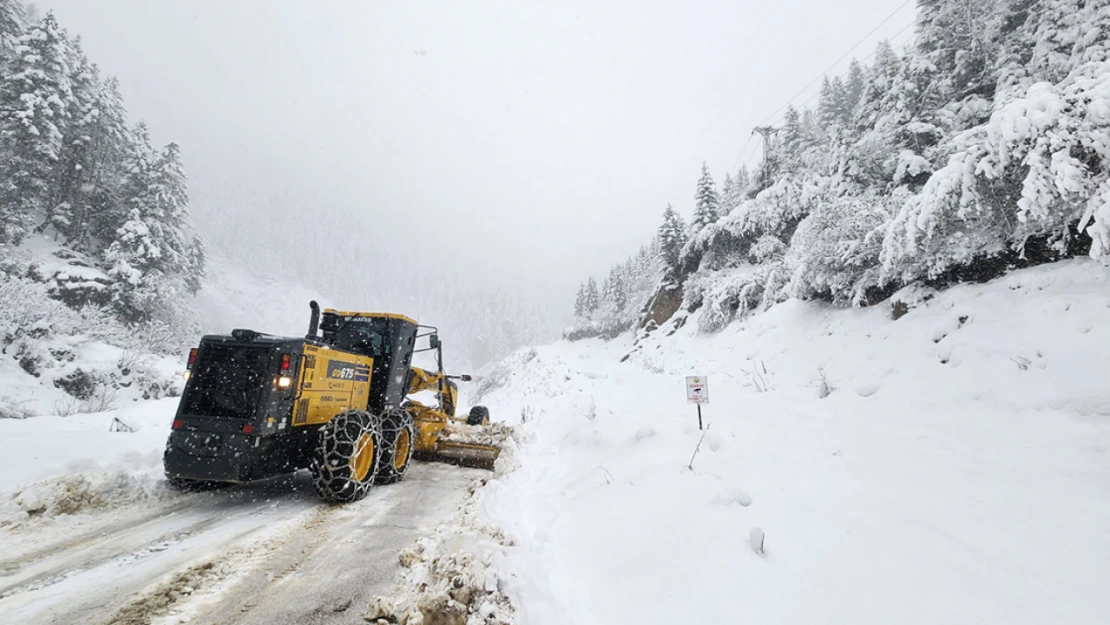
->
[686,376,709,404]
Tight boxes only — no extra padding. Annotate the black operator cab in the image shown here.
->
[316,309,419,414]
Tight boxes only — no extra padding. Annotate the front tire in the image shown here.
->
[467,405,490,426]
[310,410,381,503]
[376,408,415,485]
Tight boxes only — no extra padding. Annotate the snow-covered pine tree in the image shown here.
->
[991,0,1037,91]
[607,264,629,311]
[105,126,202,320]
[0,0,25,65]
[83,76,131,248]
[155,142,204,296]
[844,59,866,118]
[584,277,600,313]
[720,173,735,213]
[844,40,905,187]
[0,11,73,245]
[46,35,99,241]
[1025,0,1110,85]
[657,203,687,281]
[734,165,752,201]
[854,40,902,134]
[574,282,587,317]
[778,105,805,171]
[691,162,720,232]
[184,236,206,294]
[721,167,746,213]
[915,0,1001,105]
[817,76,852,140]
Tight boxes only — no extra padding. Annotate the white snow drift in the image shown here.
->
[476,259,1110,625]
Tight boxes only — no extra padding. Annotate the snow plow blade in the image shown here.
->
[415,441,500,470]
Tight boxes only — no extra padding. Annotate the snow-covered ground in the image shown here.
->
[2,259,1106,625]
[475,259,1110,625]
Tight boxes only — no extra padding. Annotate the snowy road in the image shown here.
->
[0,462,483,625]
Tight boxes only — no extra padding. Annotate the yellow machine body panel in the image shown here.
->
[407,400,447,453]
[292,344,373,427]
[322,309,418,326]
[409,366,459,417]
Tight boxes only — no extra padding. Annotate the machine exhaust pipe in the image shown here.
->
[307,300,320,339]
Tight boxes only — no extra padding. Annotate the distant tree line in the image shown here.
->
[571,0,1110,336]
[0,0,203,324]
[568,241,662,340]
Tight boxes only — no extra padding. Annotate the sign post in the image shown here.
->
[685,375,709,430]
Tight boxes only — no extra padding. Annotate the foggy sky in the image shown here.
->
[39,0,915,307]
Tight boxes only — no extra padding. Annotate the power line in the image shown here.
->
[740,22,919,170]
[760,20,918,128]
[727,0,917,174]
[753,0,916,129]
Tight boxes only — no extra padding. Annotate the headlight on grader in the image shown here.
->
[277,376,292,389]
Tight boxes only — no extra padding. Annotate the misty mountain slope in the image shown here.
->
[474,259,1110,625]
[192,254,331,337]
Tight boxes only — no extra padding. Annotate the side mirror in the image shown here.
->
[429,334,440,349]
[460,374,472,382]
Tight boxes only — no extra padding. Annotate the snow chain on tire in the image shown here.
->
[376,408,416,485]
[310,409,382,503]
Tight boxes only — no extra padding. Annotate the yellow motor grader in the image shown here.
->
[163,302,499,502]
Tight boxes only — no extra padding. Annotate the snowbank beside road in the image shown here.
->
[367,428,524,625]
[0,398,176,495]
[477,259,1110,625]
[0,398,177,533]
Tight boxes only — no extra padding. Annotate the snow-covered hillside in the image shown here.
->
[0,244,326,419]
[475,259,1110,625]
[0,252,332,526]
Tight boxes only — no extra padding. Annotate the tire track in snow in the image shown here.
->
[0,464,486,625]
[0,499,193,575]
[0,515,218,600]
[0,476,320,625]
[104,505,332,625]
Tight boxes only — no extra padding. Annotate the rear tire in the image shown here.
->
[467,405,490,426]
[376,408,416,485]
[310,410,381,503]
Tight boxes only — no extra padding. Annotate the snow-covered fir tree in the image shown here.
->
[0,11,71,244]
[105,128,202,320]
[605,265,629,311]
[729,165,751,207]
[657,203,687,281]
[0,0,25,64]
[583,277,600,314]
[574,283,587,317]
[691,162,721,232]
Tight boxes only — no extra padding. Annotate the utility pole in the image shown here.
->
[751,126,779,191]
